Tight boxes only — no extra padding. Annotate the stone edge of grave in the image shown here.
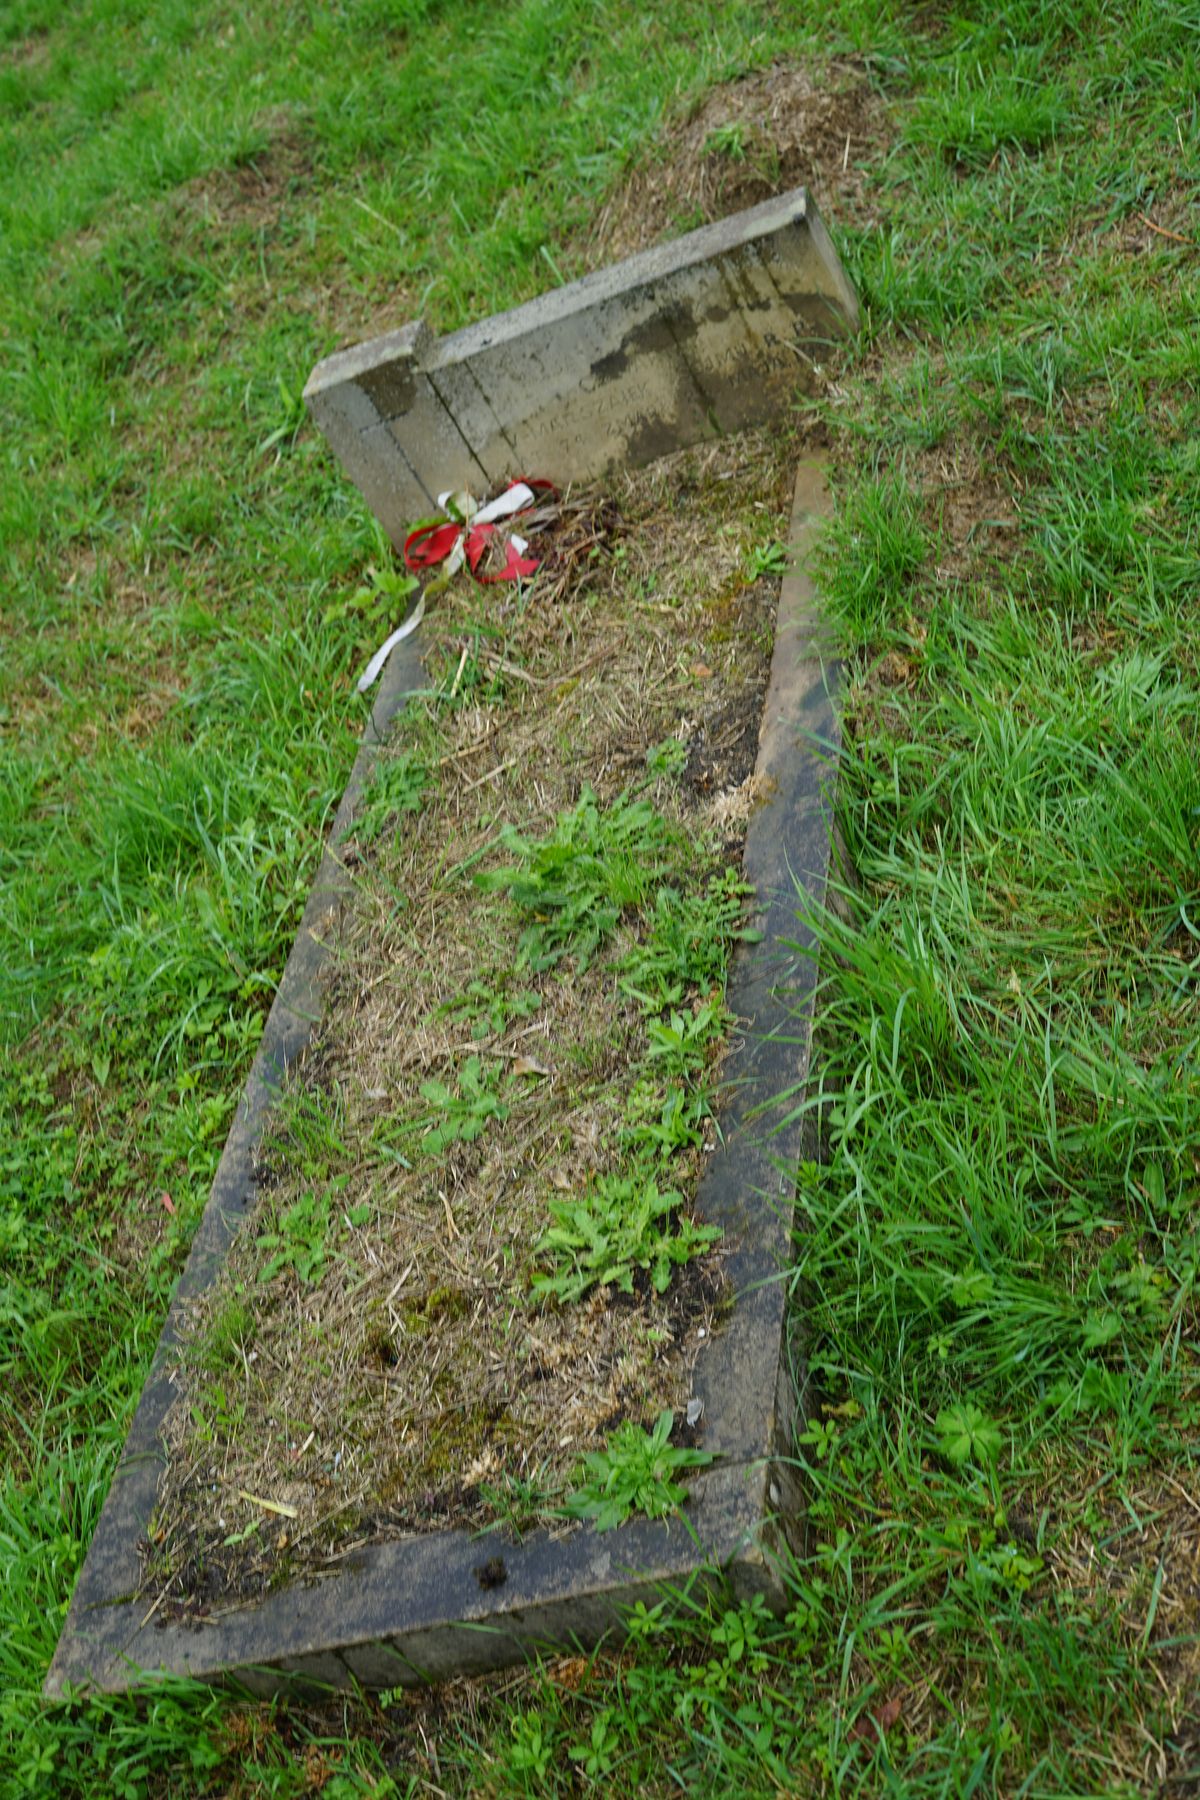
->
[303,187,858,548]
[45,457,839,1701]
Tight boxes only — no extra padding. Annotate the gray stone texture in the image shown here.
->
[304,189,858,545]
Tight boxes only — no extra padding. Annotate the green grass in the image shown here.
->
[2,0,1199,1791]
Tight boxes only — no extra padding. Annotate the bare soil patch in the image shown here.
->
[147,429,795,1610]
[1039,1470,1200,1792]
[178,109,315,235]
[1096,181,1200,262]
[587,59,891,266]
[0,27,54,71]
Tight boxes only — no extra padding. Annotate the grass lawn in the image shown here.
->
[2,0,1198,1793]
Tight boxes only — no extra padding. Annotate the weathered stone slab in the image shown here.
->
[304,190,857,546]
[45,459,841,1699]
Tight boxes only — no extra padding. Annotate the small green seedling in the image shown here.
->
[645,1002,723,1077]
[351,750,430,845]
[324,560,419,637]
[476,1465,563,1540]
[195,1293,255,1373]
[431,630,509,710]
[619,873,755,1011]
[503,1713,554,1781]
[747,538,789,580]
[936,1401,1004,1467]
[564,1409,712,1531]
[415,1055,508,1155]
[256,1189,333,1285]
[703,121,747,161]
[189,1380,247,1445]
[645,736,689,780]
[621,1084,708,1160]
[479,788,676,970]
[260,1083,348,1181]
[442,977,542,1040]
[568,1709,622,1780]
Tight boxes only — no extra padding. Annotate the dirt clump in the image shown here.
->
[588,60,890,265]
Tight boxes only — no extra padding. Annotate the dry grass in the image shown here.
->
[587,59,891,266]
[147,427,795,1607]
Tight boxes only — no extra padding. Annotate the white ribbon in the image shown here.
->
[356,595,427,694]
[356,483,536,694]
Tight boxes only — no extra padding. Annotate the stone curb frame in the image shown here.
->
[46,459,840,1699]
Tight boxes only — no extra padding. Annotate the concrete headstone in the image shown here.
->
[304,187,857,543]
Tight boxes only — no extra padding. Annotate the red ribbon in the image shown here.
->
[403,480,556,584]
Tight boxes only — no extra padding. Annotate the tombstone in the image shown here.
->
[304,187,857,546]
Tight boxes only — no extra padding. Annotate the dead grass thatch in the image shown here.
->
[147,429,796,1609]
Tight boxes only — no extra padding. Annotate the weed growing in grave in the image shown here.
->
[441,977,542,1041]
[532,1173,720,1304]
[475,1465,564,1540]
[564,1409,712,1530]
[254,1178,372,1286]
[189,1380,247,1447]
[413,1055,508,1156]
[644,1002,723,1078]
[621,1082,708,1160]
[645,735,689,780]
[194,1293,255,1374]
[746,537,789,580]
[431,630,510,711]
[491,819,754,1308]
[349,750,430,846]
[702,121,747,162]
[258,1082,348,1182]
[479,788,678,970]
[256,1187,333,1285]
[619,872,756,1010]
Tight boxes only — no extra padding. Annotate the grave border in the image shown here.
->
[47,458,839,1700]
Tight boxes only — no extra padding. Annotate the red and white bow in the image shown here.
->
[403,479,556,584]
[357,479,556,693]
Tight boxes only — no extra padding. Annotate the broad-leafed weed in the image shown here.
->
[564,1409,712,1531]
